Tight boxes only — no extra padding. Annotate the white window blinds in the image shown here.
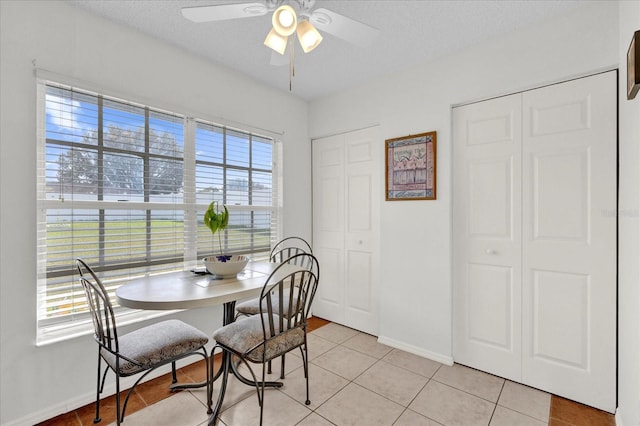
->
[194,121,273,258]
[37,81,278,342]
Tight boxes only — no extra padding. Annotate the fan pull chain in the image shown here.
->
[289,36,295,91]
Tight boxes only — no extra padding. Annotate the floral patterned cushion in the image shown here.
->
[213,314,304,363]
[235,294,300,317]
[101,319,209,376]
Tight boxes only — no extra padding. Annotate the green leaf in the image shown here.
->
[204,202,219,234]
[204,201,230,235]
[221,205,229,229]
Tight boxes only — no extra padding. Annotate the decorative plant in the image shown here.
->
[204,201,231,262]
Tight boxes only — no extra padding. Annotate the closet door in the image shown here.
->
[312,127,380,335]
[453,94,523,381]
[312,134,345,323]
[521,71,616,412]
[454,71,617,412]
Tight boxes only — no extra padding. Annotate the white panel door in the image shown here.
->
[312,127,380,335]
[453,94,523,381]
[344,129,379,334]
[454,71,616,412]
[521,71,617,412]
[312,134,346,323]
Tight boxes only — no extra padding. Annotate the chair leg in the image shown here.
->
[120,376,142,422]
[280,354,286,379]
[302,344,310,405]
[208,348,216,412]
[209,347,232,426]
[171,360,177,384]
[259,362,266,425]
[228,354,264,425]
[93,353,102,424]
[205,349,212,414]
[115,371,122,425]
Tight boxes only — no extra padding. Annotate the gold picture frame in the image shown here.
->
[628,30,639,100]
[385,131,437,201]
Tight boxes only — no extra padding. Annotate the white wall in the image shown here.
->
[0,1,311,424]
[309,0,626,401]
[616,2,640,425]
[2,0,638,424]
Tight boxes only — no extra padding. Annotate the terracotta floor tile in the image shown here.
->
[307,316,331,332]
[135,369,194,406]
[180,358,210,383]
[550,396,615,426]
[35,411,81,426]
[548,417,575,426]
[75,389,147,425]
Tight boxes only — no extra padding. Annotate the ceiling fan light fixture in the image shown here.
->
[296,20,322,53]
[272,5,297,36]
[264,28,288,55]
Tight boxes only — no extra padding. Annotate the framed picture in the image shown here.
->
[628,30,639,100]
[385,131,436,201]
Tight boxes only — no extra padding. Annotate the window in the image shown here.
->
[37,81,279,343]
[194,122,274,257]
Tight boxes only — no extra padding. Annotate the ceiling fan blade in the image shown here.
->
[181,2,268,23]
[309,8,380,48]
[270,50,289,66]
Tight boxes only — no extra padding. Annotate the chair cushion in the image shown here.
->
[101,319,209,376]
[213,314,304,363]
[236,294,299,317]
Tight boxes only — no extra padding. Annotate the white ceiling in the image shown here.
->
[65,0,589,101]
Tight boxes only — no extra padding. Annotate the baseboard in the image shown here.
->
[3,390,96,426]
[615,407,624,426]
[377,335,454,366]
[4,356,204,426]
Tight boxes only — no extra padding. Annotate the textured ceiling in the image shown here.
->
[65,0,589,101]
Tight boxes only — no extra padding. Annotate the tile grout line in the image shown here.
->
[308,328,444,425]
[487,379,507,426]
[306,332,410,426]
[331,328,552,426]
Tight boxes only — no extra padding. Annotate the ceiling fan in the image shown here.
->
[181,0,380,60]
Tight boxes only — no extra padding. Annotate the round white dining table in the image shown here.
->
[116,261,291,310]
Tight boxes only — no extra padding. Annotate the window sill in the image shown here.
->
[36,308,182,347]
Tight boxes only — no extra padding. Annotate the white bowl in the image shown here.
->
[203,255,249,278]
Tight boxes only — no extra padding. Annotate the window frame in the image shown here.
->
[36,78,282,345]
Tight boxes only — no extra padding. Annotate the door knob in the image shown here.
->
[485,249,497,255]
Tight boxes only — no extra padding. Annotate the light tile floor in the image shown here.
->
[38,319,616,426]
[108,323,552,426]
